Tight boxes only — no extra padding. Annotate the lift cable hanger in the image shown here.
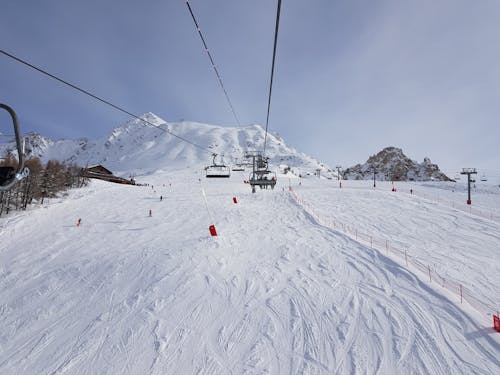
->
[0,104,30,191]
[263,0,282,156]
[0,49,215,156]
[185,0,241,126]
[243,0,281,192]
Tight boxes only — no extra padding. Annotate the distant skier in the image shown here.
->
[149,209,152,217]
[410,189,413,195]
[160,195,163,201]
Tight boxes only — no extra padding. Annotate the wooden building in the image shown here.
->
[81,165,135,185]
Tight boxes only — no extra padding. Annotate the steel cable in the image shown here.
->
[0,48,214,155]
[263,0,282,156]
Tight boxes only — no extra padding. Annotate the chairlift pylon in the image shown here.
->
[0,104,29,191]
[205,153,230,178]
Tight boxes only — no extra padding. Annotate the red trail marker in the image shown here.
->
[494,315,500,332]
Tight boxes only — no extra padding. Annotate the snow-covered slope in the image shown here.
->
[344,146,452,181]
[0,171,498,374]
[0,113,333,178]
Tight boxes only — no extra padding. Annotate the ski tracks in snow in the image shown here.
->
[0,174,499,374]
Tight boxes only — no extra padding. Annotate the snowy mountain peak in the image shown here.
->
[344,146,452,181]
[1,113,334,177]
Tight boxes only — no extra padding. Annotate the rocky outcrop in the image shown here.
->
[343,147,452,181]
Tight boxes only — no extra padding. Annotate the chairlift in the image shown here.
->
[232,165,245,172]
[205,153,230,178]
[231,157,245,171]
[245,151,277,193]
[0,104,29,191]
[480,173,487,182]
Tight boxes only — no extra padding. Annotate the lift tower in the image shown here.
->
[460,168,477,205]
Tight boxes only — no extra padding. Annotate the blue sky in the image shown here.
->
[1,0,499,177]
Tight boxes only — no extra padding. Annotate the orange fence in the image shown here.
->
[289,187,498,321]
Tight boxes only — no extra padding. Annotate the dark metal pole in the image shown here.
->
[467,174,471,203]
[460,168,476,205]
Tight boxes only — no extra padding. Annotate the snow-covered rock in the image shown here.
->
[343,146,452,181]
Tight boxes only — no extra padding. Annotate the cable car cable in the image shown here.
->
[0,48,214,155]
[263,0,281,156]
[185,0,241,126]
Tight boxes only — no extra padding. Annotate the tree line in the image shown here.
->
[0,157,88,216]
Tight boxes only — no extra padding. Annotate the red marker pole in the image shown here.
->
[493,314,500,332]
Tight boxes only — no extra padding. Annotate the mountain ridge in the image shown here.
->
[0,113,335,178]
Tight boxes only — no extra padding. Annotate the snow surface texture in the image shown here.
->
[1,171,499,374]
[290,180,500,315]
[0,113,334,179]
[343,146,452,182]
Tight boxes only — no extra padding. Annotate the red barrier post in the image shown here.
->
[77,218,81,227]
[494,315,500,332]
[209,225,218,237]
[233,197,238,204]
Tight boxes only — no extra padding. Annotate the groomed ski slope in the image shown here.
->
[293,179,500,315]
[0,170,499,374]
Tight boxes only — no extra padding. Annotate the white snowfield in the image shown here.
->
[0,169,499,374]
[292,179,500,316]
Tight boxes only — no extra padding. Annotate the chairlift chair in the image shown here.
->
[245,151,277,192]
[231,157,245,171]
[0,104,29,191]
[249,170,277,191]
[205,153,230,178]
[232,165,245,172]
